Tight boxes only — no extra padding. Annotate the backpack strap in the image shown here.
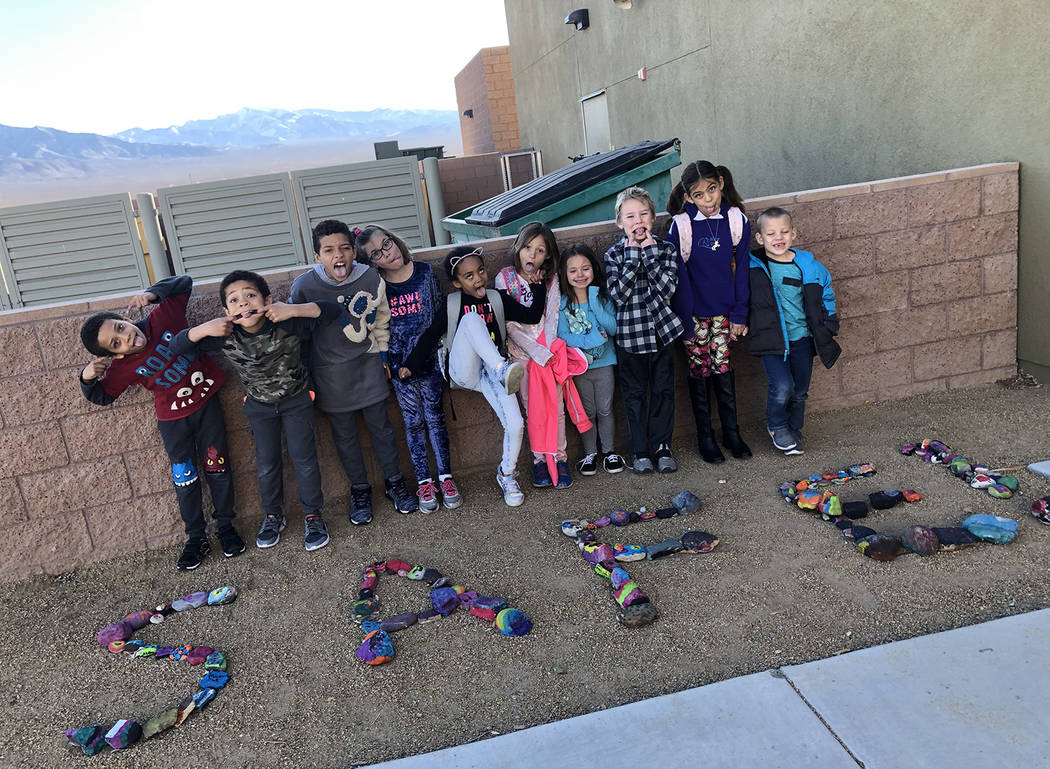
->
[728,206,744,247]
[728,207,745,275]
[672,212,693,263]
[486,289,506,350]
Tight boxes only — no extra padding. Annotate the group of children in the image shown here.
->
[77,159,840,570]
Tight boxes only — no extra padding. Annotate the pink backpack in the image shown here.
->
[673,207,745,270]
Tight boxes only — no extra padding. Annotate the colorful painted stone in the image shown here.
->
[356,628,394,665]
[104,719,142,750]
[495,608,532,637]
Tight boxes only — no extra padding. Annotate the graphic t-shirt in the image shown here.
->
[91,281,226,421]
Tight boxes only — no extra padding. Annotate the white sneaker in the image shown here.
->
[495,360,525,395]
[496,467,524,507]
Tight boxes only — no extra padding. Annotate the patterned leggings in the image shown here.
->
[682,315,733,378]
[391,370,451,482]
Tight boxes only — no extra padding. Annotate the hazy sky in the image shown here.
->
[0,0,508,135]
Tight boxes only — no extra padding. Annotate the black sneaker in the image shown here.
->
[577,453,599,476]
[177,537,211,570]
[603,453,626,474]
[385,473,417,514]
[256,514,286,548]
[218,527,246,558]
[350,483,373,525]
[303,514,330,551]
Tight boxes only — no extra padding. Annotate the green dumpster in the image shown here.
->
[441,139,681,243]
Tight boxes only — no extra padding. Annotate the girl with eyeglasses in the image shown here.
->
[354,224,462,513]
[439,244,547,507]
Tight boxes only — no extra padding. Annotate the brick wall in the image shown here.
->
[435,152,509,216]
[0,163,1017,582]
[455,46,521,156]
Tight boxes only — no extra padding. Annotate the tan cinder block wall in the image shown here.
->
[436,152,509,215]
[0,162,1017,582]
[455,46,521,156]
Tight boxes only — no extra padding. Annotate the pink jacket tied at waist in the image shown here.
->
[527,336,592,484]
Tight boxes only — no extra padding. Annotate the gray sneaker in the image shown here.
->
[768,427,797,452]
[256,514,286,548]
[632,456,654,474]
[304,514,330,551]
[655,444,678,473]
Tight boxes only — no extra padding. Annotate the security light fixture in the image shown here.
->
[613,0,633,7]
[463,109,474,118]
[564,9,589,30]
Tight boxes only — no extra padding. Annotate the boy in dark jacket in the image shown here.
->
[747,208,840,455]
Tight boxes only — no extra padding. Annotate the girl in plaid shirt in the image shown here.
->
[603,187,685,474]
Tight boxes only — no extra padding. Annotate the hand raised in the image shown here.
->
[126,292,157,316]
[81,356,112,381]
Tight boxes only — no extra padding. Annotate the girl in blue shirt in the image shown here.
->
[557,244,625,475]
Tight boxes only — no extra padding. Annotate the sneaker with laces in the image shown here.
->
[417,480,440,513]
[603,453,626,474]
[497,467,525,507]
[632,455,654,474]
[440,476,463,509]
[555,460,573,488]
[256,514,286,548]
[177,537,210,570]
[218,527,246,558]
[385,473,418,514]
[655,444,678,473]
[349,483,373,525]
[303,513,330,551]
[494,359,525,395]
[577,453,599,476]
[768,427,797,452]
[532,462,553,487]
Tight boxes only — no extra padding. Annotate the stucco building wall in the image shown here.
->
[505,0,1047,379]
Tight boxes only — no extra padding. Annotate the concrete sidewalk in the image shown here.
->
[363,609,1050,769]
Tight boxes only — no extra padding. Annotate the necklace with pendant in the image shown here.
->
[703,216,720,250]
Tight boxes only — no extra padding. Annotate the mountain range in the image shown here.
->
[114,107,459,148]
[0,107,461,183]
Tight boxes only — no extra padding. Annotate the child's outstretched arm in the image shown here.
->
[127,274,194,317]
[174,317,234,353]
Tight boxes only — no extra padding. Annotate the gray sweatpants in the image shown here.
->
[573,364,616,455]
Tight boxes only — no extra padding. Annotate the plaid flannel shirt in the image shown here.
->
[604,237,685,354]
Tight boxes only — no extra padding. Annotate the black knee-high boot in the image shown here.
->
[711,371,752,459]
[687,376,725,464]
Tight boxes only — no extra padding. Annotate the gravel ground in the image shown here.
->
[3,382,1049,769]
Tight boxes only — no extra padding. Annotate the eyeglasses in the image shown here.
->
[367,237,396,263]
[448,246,484,273]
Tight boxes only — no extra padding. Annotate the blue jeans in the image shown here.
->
[761,336,816,432]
